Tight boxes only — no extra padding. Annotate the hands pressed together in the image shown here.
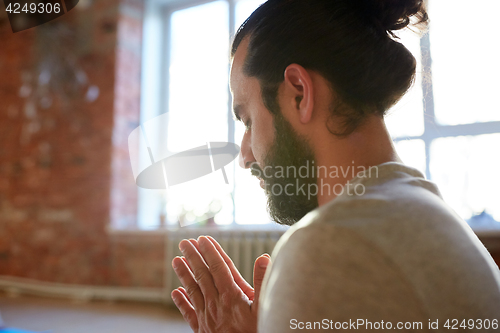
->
[171,236,271,333]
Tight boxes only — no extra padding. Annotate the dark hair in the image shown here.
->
[232,0,428,136]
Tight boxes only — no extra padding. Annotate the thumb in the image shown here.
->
[252,254,271,312]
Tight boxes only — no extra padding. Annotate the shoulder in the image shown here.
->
[306,162,467,242]
[324,162,447,222]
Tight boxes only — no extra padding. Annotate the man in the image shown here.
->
[171,0,500,331]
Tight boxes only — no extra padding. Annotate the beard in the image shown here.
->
[251,112,319,226]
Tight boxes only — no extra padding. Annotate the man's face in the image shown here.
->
[230,39,319,225]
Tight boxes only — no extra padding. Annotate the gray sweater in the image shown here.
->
[259,163,500,332]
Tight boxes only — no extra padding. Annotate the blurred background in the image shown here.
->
[0,0,499,332]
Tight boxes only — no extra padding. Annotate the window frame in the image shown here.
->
[393,33,500,180]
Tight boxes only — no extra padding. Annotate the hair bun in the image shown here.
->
[360,0,428,35]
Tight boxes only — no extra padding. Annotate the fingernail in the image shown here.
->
[172,257,180,269]
[179,240,187,253]
[198,236,207,248]
[258,257,269,268]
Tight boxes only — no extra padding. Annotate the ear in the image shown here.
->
[283,64,314,124]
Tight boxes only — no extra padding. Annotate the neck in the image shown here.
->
[313,116,400,206]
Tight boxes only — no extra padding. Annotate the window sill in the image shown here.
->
[106,223,289,235]
[474,229,500,238]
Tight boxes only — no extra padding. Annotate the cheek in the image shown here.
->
[252,113,275,163]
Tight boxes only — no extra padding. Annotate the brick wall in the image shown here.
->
[110,0,143,230]
[0,0,165,288]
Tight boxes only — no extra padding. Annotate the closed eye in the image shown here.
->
[233,105,242,122]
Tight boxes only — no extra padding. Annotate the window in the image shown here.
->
[139,0,500,231]
[140,0,270,229]
[388,0,500,232]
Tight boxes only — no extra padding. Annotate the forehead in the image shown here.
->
[229,38,250,94]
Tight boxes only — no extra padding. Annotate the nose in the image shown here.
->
[238,131,256,169]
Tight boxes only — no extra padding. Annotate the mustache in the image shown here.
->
[250,163,265,178]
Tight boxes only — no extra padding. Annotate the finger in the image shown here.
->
[178,287,192,306]
[189,238,201,253]
[198,236,236,294]
[187,239,210,270]
[206,236,254,297]
[179,239,219,300]
[172,288,199,332]
[247,254,271,301]
[252,254,271,313]
[181,256,192,272]
[172,256,205,311]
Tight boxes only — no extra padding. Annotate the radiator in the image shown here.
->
[165,228,286,304]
